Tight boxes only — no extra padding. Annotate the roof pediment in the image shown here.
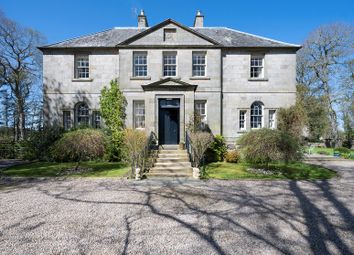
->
[141,78,197,91]
[118,19,220,46]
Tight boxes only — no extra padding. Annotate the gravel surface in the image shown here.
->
[1,160,354,255]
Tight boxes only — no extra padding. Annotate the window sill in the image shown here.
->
[248,78,269,82]
[237,130,247,133]
[190,77,211,80]
[72,78,93,82]
[130,76,151,80]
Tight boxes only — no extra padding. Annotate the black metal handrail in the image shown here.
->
[185,130,206,171]
[185,130,197,167]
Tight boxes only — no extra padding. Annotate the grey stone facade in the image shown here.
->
[39,11,300,146]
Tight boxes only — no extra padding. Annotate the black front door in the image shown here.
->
[158,99,180,144]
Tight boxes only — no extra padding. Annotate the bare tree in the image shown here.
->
[0,11,45,140]
[297,23,354,146]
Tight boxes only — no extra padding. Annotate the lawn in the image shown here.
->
[306,147,354,159]
[205,161,337,180]
[2,161,130,178]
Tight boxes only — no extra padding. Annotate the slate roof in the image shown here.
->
[194,27,300,48]
[40,22,300,49]
[41,28,147,48]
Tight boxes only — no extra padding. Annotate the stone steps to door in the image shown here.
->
[147,147,193,178]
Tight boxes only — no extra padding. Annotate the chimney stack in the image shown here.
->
[138,10,148,28]
[193,10,204,27]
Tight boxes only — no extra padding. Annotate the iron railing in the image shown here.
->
[185,130,196,167]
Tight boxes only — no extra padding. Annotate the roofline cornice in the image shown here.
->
[38,45,300,53]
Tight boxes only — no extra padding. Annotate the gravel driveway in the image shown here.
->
[1,160,354,255]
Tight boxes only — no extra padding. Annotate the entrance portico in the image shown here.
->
[141,78,197,145]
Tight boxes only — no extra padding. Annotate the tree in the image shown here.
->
[0,11,45,140]
[297,23,354,146]
[342,112,353,148]
[296,84,330,141]
[99,79,127,161]
[277,103,307,140]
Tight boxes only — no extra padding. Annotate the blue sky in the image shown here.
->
[1,0,353,46]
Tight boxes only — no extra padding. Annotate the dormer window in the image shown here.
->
[75,55,89,79]
[163,28,176,41]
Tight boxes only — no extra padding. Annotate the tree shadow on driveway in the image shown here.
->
[30,177,354,255]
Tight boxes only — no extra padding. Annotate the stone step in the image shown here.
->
[156,157,189,163]
[150,168,192,174]
[159,149,187,154]
[151,166,193,171]
[158,153,189,158]
[148,172,193,178]
[160,145,179,150]
[160,149,187,153]
[154,162,191,167]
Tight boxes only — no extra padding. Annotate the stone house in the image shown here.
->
[39,11,300,146]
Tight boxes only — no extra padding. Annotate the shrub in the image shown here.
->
[225,150,240,163]
[206,135,227,162]
[51,129,105,163]
[238,129,302,166]
[335,147,351,154]
[21,126,64,160]
[189,131,213,167]
[100,79,127,161]
[123,129,147,177]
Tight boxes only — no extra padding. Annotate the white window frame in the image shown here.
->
[192,52,206,77]
[195,100,207,124]
[75,55,89,79]
[250,55,264,79]
[250,102,263,129]
[75,102,90,127]
[92,111,101,129]
[239,110,246,130]
[269,110,276,129]
[133,101,145,129]
[163,52,177,77]
[133,52,148,77]
[63,110,72,130]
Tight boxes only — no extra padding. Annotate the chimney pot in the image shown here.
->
[194,10,204,27]
[138,9,148,28]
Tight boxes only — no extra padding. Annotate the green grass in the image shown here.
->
[306,147,354,159]
[3,161,130,178]
[205,161,337,180]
